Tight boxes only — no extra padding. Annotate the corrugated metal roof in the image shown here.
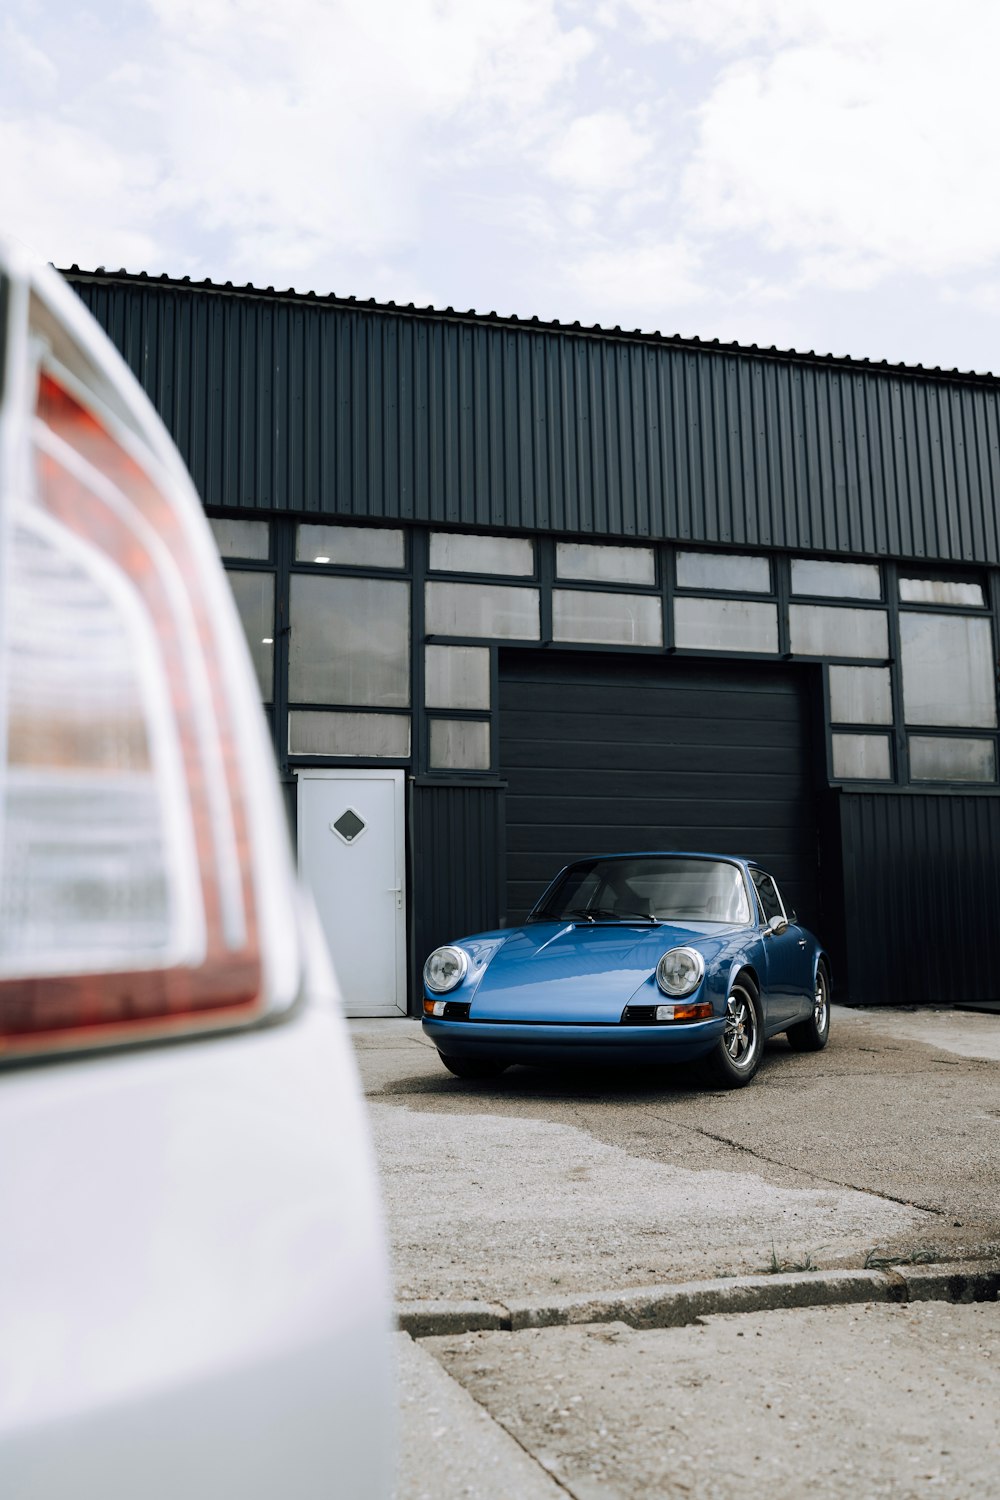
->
[61,264,1000,388]
[62,266,1000,563]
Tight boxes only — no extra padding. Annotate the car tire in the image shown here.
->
[437,1051,509,1080]
[786,961,831,1052]
[701,976,763,1089]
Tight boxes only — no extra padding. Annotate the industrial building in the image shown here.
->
[64,266,1000,1014]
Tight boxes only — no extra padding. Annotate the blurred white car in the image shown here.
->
[0,241,394,1498]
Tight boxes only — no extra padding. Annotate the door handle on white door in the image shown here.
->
[388,886,403,908]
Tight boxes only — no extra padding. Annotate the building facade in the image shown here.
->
[65,267,1000,1012]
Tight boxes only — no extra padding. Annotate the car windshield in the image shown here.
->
[529,856,752,925]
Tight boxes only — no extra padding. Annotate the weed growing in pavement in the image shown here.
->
[863,1247,942,1270]
[761,1241,820,1274]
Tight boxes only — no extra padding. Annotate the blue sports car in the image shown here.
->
[422,853,830,1088]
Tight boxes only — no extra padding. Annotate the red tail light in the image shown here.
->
[0,246,302,1056]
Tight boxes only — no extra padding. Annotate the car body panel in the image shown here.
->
[0,958,394,1500]
[467,921,739,1023]
[423,1015,727,1067]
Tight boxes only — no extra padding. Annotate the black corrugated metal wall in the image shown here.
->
[410,781,506,1000]
[67,271,1000,565]
[840,792,1000,1003]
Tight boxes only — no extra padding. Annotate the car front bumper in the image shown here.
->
[422,1016,725,1067]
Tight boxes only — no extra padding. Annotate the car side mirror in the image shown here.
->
[766,914,789,937]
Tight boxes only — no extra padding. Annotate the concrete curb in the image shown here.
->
[396,1259,1000,1338]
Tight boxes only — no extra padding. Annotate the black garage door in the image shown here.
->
[499,650,822,929]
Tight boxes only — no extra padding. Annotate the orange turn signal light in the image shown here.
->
[662,1001,714,1022]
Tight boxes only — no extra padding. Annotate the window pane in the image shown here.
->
[424,646,490,710]
[909,736,996,782]
[749,869,783,922]
[429,532,534,576]
[900,613,996,727]
[900,576,985,607]
[289,575,410,706]
[791,558,881,600]
[425,582,540,639]
[831,733,892,780]
[789,604,888,658]
[828,666,892,725]
[295,523,404,569]
[674,597,778,653]
[226,570,274,699]
[288,711,410,757]
[209,518,269,560]
[675,551,771,593]
[553,590,662,647]
[556,541,655,586]
[429,719,491,771]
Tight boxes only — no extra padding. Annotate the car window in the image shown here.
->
[531,857,751,924]
[750,869,785,923]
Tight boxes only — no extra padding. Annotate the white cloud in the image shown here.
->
[5,0,1000,371]
[545,109,652,193]
[680,7,1000,281]
[0,117,161,271]
[1,18,58,93]
[567,237,708,326]
[2,0,595,284]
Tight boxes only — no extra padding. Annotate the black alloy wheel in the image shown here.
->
[702,977,764,1088]
[786,961,831,1052]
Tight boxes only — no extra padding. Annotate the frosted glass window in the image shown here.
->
[828,666,892,725]
[556,541,655,586]
[295,523,404,570]
[791,558,881,600]
[676,551,771,593]
[226,570,274,699]
[209,518,270,560]
[900,576,985,607]
[900,613,996,727]
[909,736,996,782]
[425,646,490,710]
[789,605,888,659]
[831,734,892,780]
[429,719,491,771]
[425,582,540,639]
[553,590,662,647]
[289,575,410,706]
[674,597,778,654]
[429,532,534,576]
[288,711,410,757]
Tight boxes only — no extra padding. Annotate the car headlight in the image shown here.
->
[423,945,469,994]
[656,947,705,997]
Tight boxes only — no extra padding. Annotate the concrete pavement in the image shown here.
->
[423,1302,1000,1499]
[352,1005,1000,1498]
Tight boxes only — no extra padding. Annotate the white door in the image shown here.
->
[297,769,406,1016]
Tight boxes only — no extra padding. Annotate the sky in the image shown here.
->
[4,0,1000,373]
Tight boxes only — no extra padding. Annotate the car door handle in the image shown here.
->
[798,939,807,947]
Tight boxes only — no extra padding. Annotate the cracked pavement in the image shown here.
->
[357,1006,1000,1303]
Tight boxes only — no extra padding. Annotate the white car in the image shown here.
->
[0,241,394,1498]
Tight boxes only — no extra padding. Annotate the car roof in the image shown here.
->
[564,851,758,870]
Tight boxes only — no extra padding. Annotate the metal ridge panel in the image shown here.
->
[59,265,1000,390]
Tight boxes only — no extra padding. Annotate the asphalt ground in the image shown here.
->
[352,1006,1000,1498]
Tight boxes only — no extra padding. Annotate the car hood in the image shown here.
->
[468,921,735,1023]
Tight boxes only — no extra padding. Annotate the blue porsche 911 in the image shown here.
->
[422,853,830,1088]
